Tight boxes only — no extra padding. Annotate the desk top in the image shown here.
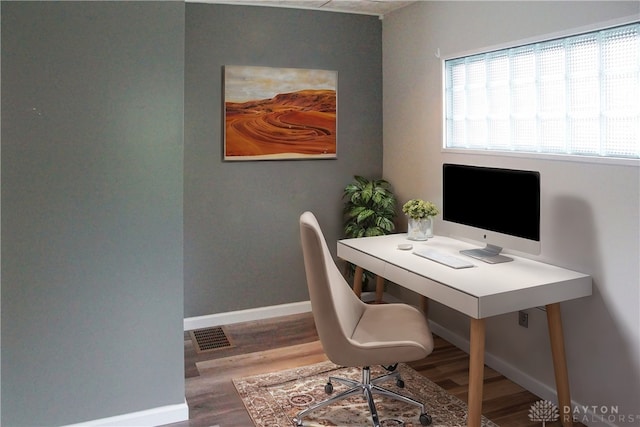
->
[337,234,592,319]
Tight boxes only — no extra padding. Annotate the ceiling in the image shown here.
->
[190,0,417,17]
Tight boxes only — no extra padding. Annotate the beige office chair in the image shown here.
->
[295,211,434,427]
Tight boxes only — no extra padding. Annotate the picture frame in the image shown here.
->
[223,65,337,161]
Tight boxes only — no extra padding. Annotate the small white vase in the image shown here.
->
[407,217,433,240]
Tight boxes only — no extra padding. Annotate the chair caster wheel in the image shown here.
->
[419,413,432,425]
[324,382,333,394]
[396,378,405,388]
[292,417,303,426]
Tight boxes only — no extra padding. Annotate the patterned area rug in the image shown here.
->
[233,360,500,427]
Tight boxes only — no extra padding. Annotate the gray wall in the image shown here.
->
[1,2,185,426]
[184,4,383,317]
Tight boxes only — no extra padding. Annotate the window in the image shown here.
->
[445,22,640,159]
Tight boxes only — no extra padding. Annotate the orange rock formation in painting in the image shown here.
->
[225,89,336,159]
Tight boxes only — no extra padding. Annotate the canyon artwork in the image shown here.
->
[224,66,337,160]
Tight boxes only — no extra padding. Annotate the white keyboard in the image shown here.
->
[413,248,474,269]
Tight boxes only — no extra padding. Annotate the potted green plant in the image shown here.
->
[342,176,397,289]
[402,199,439,241]
[343,176,396,238]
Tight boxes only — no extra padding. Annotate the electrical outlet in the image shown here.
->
[518,311,529,328]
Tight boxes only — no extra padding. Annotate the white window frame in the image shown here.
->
[442,16,640,166]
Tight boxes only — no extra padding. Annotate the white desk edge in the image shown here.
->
[337,234,592,319]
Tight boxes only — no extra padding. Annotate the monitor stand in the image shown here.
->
[460,244,513,264]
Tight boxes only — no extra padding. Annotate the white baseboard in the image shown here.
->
[62,399,188,427]
[183,292,388,331]
[184,300,312,331]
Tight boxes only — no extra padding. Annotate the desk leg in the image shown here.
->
[420,296,429,317]
[374,276,384,303]
[352,266,364,299]
[468,318,485,427]
[546,303,573,427]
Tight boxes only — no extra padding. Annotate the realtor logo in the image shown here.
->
[529,400,560,426]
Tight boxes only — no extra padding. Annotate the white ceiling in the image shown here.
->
[190,0,417,17]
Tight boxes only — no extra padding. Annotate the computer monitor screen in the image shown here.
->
[442,163,540,262]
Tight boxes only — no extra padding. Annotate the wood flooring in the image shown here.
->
[164,312,585,427]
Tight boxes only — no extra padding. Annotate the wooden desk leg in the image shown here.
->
[546,303,573,427]
[420,296,429,317]
[352,266,364,299]
[374,275,384,303]
[468,318,486,427]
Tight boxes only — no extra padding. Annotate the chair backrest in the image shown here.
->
[299,211,367,365]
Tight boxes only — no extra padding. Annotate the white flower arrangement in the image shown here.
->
[402,199,440,220]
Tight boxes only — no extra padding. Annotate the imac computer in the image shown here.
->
[441,163,541,264]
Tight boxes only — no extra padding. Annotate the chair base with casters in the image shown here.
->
[292,364,432,427]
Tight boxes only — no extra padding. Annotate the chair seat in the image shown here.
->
[348,303,434,366]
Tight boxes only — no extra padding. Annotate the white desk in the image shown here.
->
[337,234,592,427]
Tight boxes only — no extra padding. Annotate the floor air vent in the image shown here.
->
[190,326,233,353]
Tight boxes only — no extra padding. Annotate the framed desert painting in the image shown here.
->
[224,65,337,161]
